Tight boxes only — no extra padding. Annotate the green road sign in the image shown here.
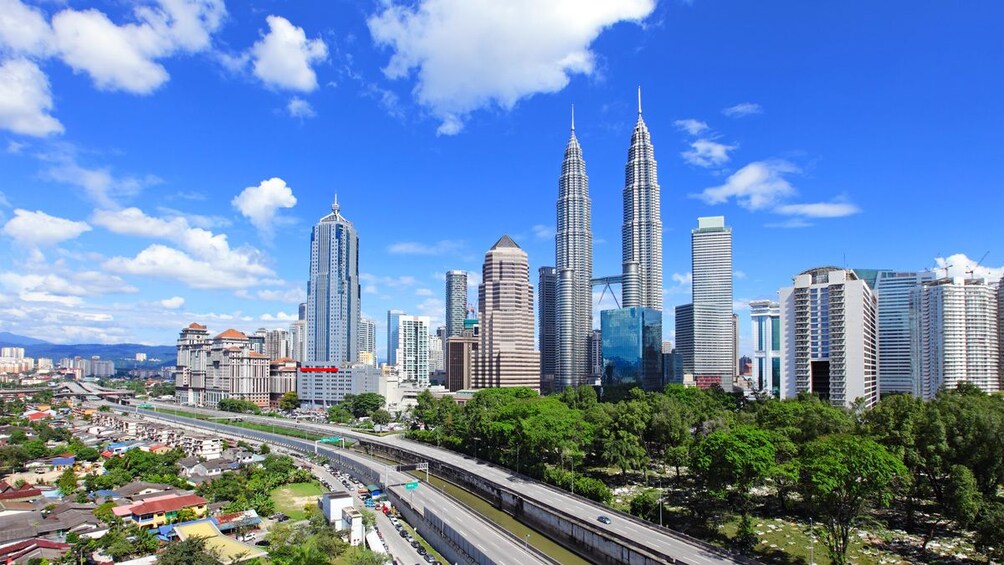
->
[319,436,341,444]
[404,481,419,491]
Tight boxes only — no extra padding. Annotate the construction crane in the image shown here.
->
[965,251,990,280]
[925,258,953,279]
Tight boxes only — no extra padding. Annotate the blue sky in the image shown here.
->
[0,0,1002,360]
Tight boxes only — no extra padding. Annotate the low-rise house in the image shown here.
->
[0,485,41,504]
[111,494,208,529]
[189,459,237,480]
[115,482,175,502]
[0,537,71,563]
[181,435,222,460]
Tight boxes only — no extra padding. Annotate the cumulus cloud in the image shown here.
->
[250,15,327,92]
[671,272,692,285]
[695,160,798,210]
[532,224,555,239]
[682,139,735,168]
[231,177,297,236]
[775,201,860,218]
[50,0,225,94]
[260,311,296,322]
[287,96,316,118]
[159,296,185,309]
[256,287,307,303]
[92,207,274,289]
[674,118,708,136]
[387,240,465,255]
[722,102,762,117]
[0,58,64,137]
[38,146,160,208]
[415,288,434,296]
[368,0,655,134]
[2,208,90,247]
[0,270,136,308]
[0,0,54,56]
[935,253,1004,282]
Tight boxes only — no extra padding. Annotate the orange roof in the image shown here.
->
[271,357,295,364]
[127,494,207,516]
[187,323,207,330]
[247,351,269,358]
[214,329,248,340]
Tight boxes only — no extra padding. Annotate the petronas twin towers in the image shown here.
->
[552,89,662,391]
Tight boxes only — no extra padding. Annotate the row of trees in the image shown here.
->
[408,383,1004,564]
[326,392,391,426]
[197,454,313,517]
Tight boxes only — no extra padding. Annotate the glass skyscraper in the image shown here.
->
[870,270,933,396]
[692,216,734,390]
[445,271,468,338]
[600,307,662,391]
[306,197,359,364]
[750,300,782,398]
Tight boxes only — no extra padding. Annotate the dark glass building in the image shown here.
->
[600,307,662,391]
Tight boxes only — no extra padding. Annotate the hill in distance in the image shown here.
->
[0,333,174,366]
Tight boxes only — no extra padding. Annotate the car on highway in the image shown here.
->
[597,515,612,525]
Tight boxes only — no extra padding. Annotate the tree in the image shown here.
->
[347,393,385,418]
[157,535,223,565]
[690,425,776,553]
[798,434,907,565]
[327,405,353,423]
[370,409,392,426]
[629,489,661,521]
[974,502,1004,563]
[413,389,438,429]
[278,392,300,413]
[218,398,261,414]
[56,467,78,496]
[347,548,390,565]
[600,430,647,475]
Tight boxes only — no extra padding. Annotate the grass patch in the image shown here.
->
[270,481,324,521]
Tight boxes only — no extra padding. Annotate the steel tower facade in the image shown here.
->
[555,108,594,391]
[621,88,663,311]
[306,196,360,364]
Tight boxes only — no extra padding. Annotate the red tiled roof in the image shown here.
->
[271,357,295,364]
[214,329,248,340]
[27,413,51,421]
[129,494,207,516]
[0,487,41,501]
[188,323,207,330]
[0,538,71,560]
[247,351,269,358]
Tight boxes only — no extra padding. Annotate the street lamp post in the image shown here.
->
[524,534,530,551]
[809,517,815,565]
[473,437,480,460]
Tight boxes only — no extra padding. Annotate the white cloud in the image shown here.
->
[682,139,735,168]
[2,208,90,247]
[935,253,1004,282]
[0,270,137,308]
[50,0,225,94]
[415,288,434,296]
[0,0,54,56]
[775,201,860,218]
[734,270,747,279]
[722,102,762,117]
[671,272,692,286]
[0,58,64,136]
[695,160,798,210]
[250,15,327,92]
[532,224,555,239]
[387,240,465,255]
[674,118,708,136]
[256,287,306,303]
[287,96,316,118]
[231,177,297,236]
[764,218,813,229]
[260,311,296,322]
[93,207,274,289]
[360,273,417,288]
[40,150,159,209]
[159,296,185,309]
[368,0,655,134]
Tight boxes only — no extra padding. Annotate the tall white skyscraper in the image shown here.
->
[476,235,540,390]
[306,197,360,364]
[873,271,934,396]
[999,278,1003,386]
[287,320,306,363]
[750,300,781,398]
[387,310,405,367]
[912,277,1000,398]
[394,315,431,386]
[359,317,376,359]
[446,271,468,338]
[555,108,593,391]
[780,267,878,408]
[621,88,662,312]
[428,331,444,373]
[692,216,734,390]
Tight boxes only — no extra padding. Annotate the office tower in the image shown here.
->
[256,328,289,360]
[387,310,405,366]
[675,304,694,384]
[600,307,662,391]
[733,313,740,379]
[174,323,209,405]
[538,267,557,392]
[428,331,444,373]
[307,197,360,364]
[872,271,934,396]
[359,317,376,359]
[780,267,878,408]
[447,323,479,392]
[475,235,540,390]
[555,109,594,391]
[912,277,1000,398]
[446,271,468,338]
[692,216,734,390]
[621,88,663,311]
[287,320,306,363]
[999,278,1004,387]
[298,302,307,321]
[750,300,782,398]
[590,330,603,381]
[391,315,431,386]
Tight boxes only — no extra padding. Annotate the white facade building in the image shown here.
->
[692,216,734,391]
[912,277,1000,398]
[779,267,878,408]
[287,320,306,363]
[750,300,782,398]
[394,316,431,385]
[358,318,376,363]
[296,363,385,407]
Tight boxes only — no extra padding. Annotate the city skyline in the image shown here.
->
[1,1,1003,360]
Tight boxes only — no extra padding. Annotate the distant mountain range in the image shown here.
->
[0,332,174,366]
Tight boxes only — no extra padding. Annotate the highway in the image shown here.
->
[141,409,550,565]
[141,402,745,565]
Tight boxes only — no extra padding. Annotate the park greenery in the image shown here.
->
[218,397,263,414]
[326,392,387,424]
[197,454,314,517]
[407,383,1004,563]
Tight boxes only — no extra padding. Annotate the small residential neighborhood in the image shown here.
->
[0,390,404,564]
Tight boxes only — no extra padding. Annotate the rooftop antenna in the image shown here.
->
[637,86,643,115]
[571,103,575,132]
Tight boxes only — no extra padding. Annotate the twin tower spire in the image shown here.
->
[552,88,662,391]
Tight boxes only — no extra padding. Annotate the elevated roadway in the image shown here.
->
[140,402,747,565]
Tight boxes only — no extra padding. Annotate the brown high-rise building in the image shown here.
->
[475,236,540,391]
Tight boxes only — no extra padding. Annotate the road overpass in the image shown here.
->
[141,402,748,565]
